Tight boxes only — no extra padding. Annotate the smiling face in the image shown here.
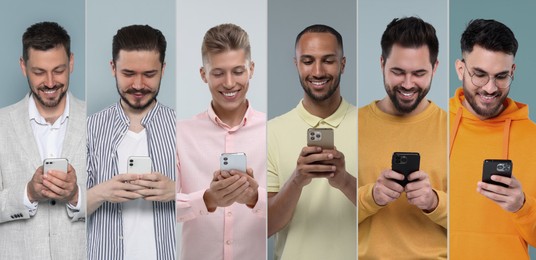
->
[295,32,345,103]
[20,45,72,110]
[112,50,164,112]
[201,49,253,118]
[381,44,437,116]
[456,45,515,120]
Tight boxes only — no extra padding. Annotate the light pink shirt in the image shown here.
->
[177,104,267,260]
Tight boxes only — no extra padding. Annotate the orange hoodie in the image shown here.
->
[450,88,536,259]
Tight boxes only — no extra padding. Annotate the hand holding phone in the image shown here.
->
[391,152,420,187]
[482,159,512,188]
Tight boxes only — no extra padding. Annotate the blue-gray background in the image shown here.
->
[268,0,357,120]
[450,0,536,257]
[358,0,448,111]
[0,0,85,107]
[86,0,176,115]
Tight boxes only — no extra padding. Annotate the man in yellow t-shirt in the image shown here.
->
[268,24,357,260]
[358,17,447,259]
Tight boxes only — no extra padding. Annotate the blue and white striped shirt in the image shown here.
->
[87,101,176,260]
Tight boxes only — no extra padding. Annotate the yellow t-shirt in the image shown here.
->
[268,99,357,260]
[358,101,447,259]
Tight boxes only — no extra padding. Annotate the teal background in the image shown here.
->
[450,0,536,257]
[450,0,536,122]
[0,0,85,107]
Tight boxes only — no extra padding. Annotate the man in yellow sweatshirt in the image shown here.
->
[358,17,447,259]
[450,19,536,259]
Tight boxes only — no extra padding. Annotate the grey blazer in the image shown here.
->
[0,92,86,259]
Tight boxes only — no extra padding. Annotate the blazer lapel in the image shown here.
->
[61,93,86,159]
[10,94,42,169]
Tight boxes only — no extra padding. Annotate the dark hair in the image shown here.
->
[22,21,70,62]
[112,24,167,65]
[460,19,517,56]
[202,23,251,65]
[295,24,344,55]
[381,17,439,67]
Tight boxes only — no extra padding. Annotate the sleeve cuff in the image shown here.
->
[250,186,266,218]
[67,185,82,211]
[176,189,210,222]
[23,185,38,217]
[358,183,384,222]
[423,189,447,228]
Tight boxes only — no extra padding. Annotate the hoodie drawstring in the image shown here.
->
[503,118,512,159]
[449,107,463,159]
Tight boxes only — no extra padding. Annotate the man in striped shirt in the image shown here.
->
[86,25,176,260]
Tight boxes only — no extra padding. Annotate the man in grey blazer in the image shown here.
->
[0,21,86,259]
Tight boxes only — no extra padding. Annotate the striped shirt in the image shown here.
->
[87,101,176,260]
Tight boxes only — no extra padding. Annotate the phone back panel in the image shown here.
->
[307,128,334,149]
[482,159,512,188]
[391,152,420,187]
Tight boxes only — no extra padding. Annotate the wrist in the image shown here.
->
[423,190,438,213]
[203,190,217,212]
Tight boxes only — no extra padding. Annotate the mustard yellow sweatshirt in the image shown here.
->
[358,101,447,259]
[450,88,536,259]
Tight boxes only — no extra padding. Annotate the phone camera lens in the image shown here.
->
[129,163,133,166]
[310,137,315,141]
[400,156,407,163]
[129,159,133,163]
[223,157,228,161]
[310,132,315,136]
[223,161,228,165]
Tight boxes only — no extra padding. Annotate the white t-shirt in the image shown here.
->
[117,129,157,260]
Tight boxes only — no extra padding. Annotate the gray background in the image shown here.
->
[0,0,85,107]
[450,0,536,257]
[86,0,176,115]
[176,0,267,120]
[267,0,356,259]
[268,0,357,120]
[358,0,449,111]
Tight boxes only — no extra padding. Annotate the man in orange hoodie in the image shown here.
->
[450,19,536,259]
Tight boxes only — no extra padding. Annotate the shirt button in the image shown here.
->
[227,212,232,216]
[226,240,232,245]
[50,200,56,206]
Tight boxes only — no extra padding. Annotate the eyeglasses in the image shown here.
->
[462,60,514,89]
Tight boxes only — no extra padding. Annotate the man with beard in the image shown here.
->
[267,24,357,260]
[86,25,175,260]
[358,17,447,259]
[0,21,86,259]
[450,19,536,259]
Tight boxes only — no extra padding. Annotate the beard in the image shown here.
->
[116,80,160,111]
[300,73,341,102]
[384,77,431,114]
[462,76,507,118]
[30,82,67,108]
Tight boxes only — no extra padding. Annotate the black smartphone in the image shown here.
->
[391,152,420,187]
[482,159,512,188]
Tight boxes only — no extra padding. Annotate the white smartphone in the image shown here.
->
[43,158,68,176]
[220,152,247,172]
[127,156,152,174]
